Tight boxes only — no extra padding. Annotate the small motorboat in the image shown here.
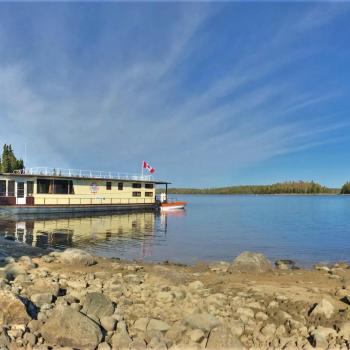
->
[160,201,187,211]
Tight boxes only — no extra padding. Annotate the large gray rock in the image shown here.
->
[27,279,60,297]
[310,299,335,319]
[147,319,171,332]
[41,306,102,349]
[0,291,31,326]
[228,251,273,273]
[82,292,114,320]
[207,324,245,350]
[184,312,220,332]
[60,248,96,266]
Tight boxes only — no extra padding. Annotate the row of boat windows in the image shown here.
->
[106,182,154,190]
[0,179,154,196]
[0,180,35,196]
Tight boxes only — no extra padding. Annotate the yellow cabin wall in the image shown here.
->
[0,175,156,205]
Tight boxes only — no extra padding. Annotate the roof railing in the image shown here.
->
[13,167,153,181]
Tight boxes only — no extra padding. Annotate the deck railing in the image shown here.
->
[13,167,153,181]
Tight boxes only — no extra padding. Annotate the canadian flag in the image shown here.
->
[143,161,155,174]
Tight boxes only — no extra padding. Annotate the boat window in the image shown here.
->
[8,181,15,196]
[118,182,123,191]
[69,180,74,194]
[145,183,154,189]
[27,181,34,196]
[132,183,141,188]
[106,182,112,190]
[0,181,6,196]
[145,192,153,197]
[37,179,53,194]
[132,191,141,197]
[37,179,73,195]
[54,180,69,194]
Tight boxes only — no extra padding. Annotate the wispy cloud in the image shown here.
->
[0,2,348,186]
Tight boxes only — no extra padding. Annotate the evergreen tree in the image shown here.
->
[0,144,24,172]
[341,182,350,194]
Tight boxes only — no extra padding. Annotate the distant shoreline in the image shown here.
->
[165,180,346,195]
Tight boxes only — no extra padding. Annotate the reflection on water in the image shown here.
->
[0,211,178,260]
[3,194,350,266]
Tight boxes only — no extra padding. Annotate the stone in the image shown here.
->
[206,324,245,350]
[23,332,37,346]
[228,251,273,273]
[82,292,114,320]
[261,323,276,338]
[134,317,150,333]
[31,293,53,307]
[156,291,174,303]
[275,259,298,270]
[131,337,147,349]
[147,319,171,332]
[0,331,10,348]
[100,316,116,331]
[255,311,268,321]
[310,299,335,319]
[311,326,337,348]
[208,261,230,273]
[4,263,27,280]
[97,342,111,350]
[111,332,132,349]
[338,322,350,341]
[184,312,220,332]
[206,293,227,307]
[188,329,205,343]
[60,248,96,266]
[41,306,102,349]
[0,291,31,326]
[27,279,60,297]
[188,281,204,290]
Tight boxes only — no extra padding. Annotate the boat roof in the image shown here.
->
[0,167,171,185]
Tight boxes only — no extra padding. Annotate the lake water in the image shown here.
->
[0,195,350,266]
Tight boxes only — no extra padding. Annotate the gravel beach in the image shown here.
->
[0,245,350,349]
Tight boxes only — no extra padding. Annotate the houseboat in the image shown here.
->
[0,167,170,214]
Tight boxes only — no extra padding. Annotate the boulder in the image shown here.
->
[184,312,220,332]
[27,279,60,297]
[41,306,102,349]
[228,251,273,273]
[82,292,114,320]
[31,293,53,307]
[310,299,335,319]
[0,291,31,326]
[147,319,171,332]
[311,326,336,348]
[0,330,10,348]
[338,321,350,341]
[60,248,96,266]
[111,332,132,349]
[206,324,245,350]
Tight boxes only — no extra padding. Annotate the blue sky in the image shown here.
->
[0,2,349,187]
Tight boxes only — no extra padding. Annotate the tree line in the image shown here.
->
[168,181,342,195]
[0,144,24,173]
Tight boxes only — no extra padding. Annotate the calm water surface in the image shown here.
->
[1,195,350,266]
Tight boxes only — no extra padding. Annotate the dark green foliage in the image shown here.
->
[168,181,340,195]
[341,182,350,194]
[0,144,24,173]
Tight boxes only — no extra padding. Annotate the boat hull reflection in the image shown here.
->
[0,211,158,257]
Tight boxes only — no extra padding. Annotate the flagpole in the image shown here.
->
[141,161,144,179]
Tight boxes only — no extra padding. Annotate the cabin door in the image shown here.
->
[16,182,26,205]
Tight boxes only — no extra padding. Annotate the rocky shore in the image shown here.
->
[1,248,350,349]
